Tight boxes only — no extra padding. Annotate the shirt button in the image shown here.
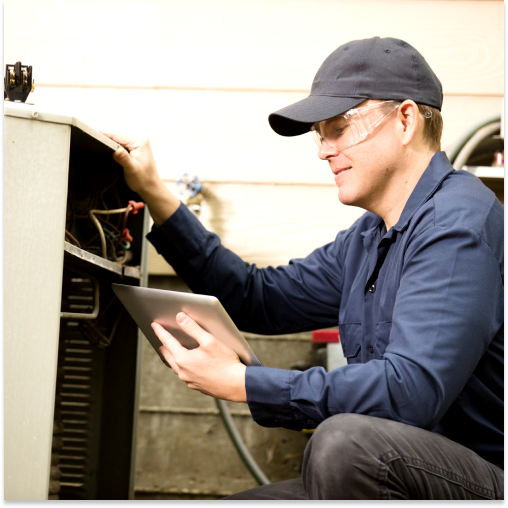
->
[368,345,374,354]
[368,284,376,293]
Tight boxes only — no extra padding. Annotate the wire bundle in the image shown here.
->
[64,169,144,263]
[88,200,144,262]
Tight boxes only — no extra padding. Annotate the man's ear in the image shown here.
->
[397,100,420,146]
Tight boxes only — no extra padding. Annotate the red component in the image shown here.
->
[128,200,145,214]
[312,329,340,343]
[119,228,133,243]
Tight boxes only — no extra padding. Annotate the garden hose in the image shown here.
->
[447,115,501,165]
[452,121,501,170]
[215,398,271,486]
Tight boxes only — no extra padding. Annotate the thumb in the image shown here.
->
[112,145,133,169]
[176,312,212,346]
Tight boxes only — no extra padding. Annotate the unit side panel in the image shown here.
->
[4,116,71,500]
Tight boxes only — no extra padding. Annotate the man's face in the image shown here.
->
[316,100,401,210]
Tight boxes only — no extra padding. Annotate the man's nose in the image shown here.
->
[318,139,340,160]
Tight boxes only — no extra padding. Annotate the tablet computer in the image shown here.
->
[112,284,263,367]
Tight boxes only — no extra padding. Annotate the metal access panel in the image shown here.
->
[4,102,149,500]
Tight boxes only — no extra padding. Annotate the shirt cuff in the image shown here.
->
[146,201,208,257]
[245,366,303,430]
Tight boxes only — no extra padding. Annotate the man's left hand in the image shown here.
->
[151,313,247,402]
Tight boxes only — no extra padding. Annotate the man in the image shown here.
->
[104,37,503,499]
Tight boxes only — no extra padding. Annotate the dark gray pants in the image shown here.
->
[226,414,504,500]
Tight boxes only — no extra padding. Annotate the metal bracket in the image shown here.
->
[60,269,100,320]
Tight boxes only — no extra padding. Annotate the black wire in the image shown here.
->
[106,309,124,347]
[78,304,123,349]
[82,214,121,249]
[106,235,128,263]
[87,245,102,254]
[67,168,132,257]
[97,295,118,321]
[99,171,119,222]
[97,215,121,234]
[78,321,101,347]
[74,176,100,218]
[113,185,123,229]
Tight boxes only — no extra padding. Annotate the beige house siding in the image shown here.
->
[5,0,503,272]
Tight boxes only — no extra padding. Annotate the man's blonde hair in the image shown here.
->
[417,104,443,152]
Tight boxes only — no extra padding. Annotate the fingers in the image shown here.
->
[159,345,179,373]
[176,313,212,346]
[152,322,186,358]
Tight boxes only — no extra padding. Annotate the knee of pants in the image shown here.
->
[306,413,379,468]
[302,414,385,498]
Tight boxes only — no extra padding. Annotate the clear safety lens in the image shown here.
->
[312,101,400,152]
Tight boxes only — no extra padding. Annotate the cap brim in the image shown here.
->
[268,95,367,137]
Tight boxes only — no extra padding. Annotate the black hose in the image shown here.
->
[215,398,271,486]
[447,115,501,164]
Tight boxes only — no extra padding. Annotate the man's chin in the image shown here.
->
[337,190,357,207]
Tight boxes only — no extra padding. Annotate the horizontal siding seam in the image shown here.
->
[34,83,503,98]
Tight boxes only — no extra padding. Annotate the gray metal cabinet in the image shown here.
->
[4,103,149,500]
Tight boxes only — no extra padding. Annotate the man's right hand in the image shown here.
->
[100,132,181,227]
[99,133,160,195]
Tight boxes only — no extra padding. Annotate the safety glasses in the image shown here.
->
[311,101,400,153]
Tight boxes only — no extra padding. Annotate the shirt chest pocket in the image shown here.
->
[338,323,362,364]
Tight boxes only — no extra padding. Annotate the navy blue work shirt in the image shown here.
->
[147,152,504,468]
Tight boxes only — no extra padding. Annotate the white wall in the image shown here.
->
[5,0,503,272]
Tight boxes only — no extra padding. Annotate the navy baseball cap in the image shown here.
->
[269,37,443,137]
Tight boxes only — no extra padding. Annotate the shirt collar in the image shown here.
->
[360,152,454,241]
[392,151,454,233]
[360,219,382,238]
